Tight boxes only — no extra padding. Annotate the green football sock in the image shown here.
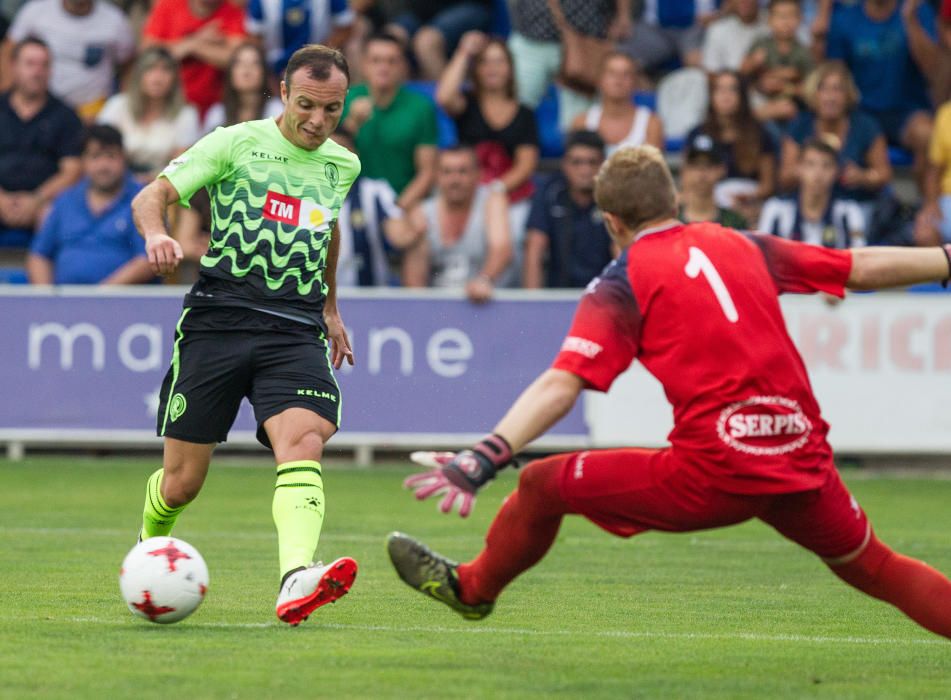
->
[141,468,186,539]
[272,460,325,578]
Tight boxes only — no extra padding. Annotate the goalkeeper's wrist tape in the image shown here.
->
[473,434,515,470]
[942,245,951,289]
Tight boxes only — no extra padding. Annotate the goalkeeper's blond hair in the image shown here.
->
[594,145,677,232]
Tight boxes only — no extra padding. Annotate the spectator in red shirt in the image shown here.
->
[141,0,246,116]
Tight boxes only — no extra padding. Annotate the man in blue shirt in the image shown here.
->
[819,0,939,189]
[522,130,616,288]
[27,125,154,285]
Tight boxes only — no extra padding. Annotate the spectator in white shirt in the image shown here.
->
[2,0,135,120]
[97,47,200,180]
[702,0,767,73]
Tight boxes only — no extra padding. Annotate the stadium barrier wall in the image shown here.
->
[1,288,950,457]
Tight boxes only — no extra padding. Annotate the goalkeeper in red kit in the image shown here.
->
[387,145,951,639]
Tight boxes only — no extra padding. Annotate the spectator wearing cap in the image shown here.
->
[678,133,748,229]
[0,37,82,247]
[141,0,246,116]
[1,0,135,120]
[522,130,615,289]
[570,52,664,157]
[814,0,939,191]
[341,33,438,210]
[245,0,354,77]
[758,137,865,249]
[26,125,153,284]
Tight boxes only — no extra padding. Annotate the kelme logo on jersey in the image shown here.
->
[716,396,812,456]
[263,190,333,232]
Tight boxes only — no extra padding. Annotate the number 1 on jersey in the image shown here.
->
[684,246,739,323]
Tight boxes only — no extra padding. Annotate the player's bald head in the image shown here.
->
[595,145,677,233]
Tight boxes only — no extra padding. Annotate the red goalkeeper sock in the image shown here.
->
[829,533,951,639]
[457,454,573,605]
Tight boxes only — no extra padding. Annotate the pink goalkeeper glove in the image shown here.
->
[403,435,515,518]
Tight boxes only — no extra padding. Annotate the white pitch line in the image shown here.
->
[17,617,945,646]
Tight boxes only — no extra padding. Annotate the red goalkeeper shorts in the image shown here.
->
[555,448,869,560]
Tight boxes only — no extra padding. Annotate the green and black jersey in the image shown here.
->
[161,118,361,327]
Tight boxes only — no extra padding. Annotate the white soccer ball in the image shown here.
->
[119,537,209,624]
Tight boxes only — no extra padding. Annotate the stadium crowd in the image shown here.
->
[1,0,951,300]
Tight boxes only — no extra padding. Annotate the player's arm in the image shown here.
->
[751,232,951,294]
[847,246,951,290]
[132,177,184,277]
[404,370,585,517]
[491,370,585,453]
[406,264,639,516]
[323,221,355,368]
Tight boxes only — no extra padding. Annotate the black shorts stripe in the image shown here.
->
[275,482,322,489]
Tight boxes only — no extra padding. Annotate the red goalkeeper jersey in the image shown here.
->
[552,221,853,494]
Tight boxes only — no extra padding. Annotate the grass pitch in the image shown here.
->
[1,457,949,699]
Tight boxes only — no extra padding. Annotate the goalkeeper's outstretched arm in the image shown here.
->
[848,245,951,291]
[491,369,586,454]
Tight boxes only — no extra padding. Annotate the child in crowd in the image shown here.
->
[741,0,813,126]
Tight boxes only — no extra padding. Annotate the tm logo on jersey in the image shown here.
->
[716,396,812,456]
[263,190,333,232]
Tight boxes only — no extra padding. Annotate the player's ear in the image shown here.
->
[280,81,288,104]
[602,211,623,245]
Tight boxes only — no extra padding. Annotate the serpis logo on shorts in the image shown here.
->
[716,396,812,456]
[263,190,333,232]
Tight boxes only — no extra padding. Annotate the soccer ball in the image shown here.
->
[119,537,209,624]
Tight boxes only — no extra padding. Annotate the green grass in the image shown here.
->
[1,458,949,699]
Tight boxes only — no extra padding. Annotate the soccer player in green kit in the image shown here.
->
[131,45,360,625]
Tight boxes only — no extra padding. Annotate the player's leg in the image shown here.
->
[141,438,214,539]
[761,470,951,639]
[458,448,759,605]
[389,447,761,618]
[828,533,951,639]
[387,452,575,619]
[456,453,575,604]
[143,317,250,539]
[251,330,356,624]
[263,406,337,579]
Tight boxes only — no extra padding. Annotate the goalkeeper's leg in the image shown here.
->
[141,438,213,539]
[456,454,574,605]
[828,534,951,639]
[762,469,951,639]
